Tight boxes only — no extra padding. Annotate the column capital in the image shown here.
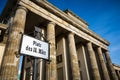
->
[97,46,101,48]
[87,41,92,45]
[86,41,93,50]
[17,6,28,13]
[105,50,109,52]
[68,32,75,36]
[48,22,56,26]
[88,41,92,43]
[97,47,102,53]
[105,51,111,56]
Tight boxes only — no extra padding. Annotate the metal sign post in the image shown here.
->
[20,26,50,80]
[33,27,41,80]
[33,58,37,80]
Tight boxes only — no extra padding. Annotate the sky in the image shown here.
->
[0,0,120,65]
[0,0,7,14]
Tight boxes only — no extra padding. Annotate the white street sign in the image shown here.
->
[20,35,49,60]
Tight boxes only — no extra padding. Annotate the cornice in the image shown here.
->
[64,9,88,26]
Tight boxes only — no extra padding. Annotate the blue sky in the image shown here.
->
[0,0,7,14]
[0,0,120,65]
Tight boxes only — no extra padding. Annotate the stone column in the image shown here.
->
[104,51,118,80]
[68,33,80,80]
[97,47,110,80]
[62,36,69,80]
[86,42,101,80]
[0,6,27,79]
[117,71,120,79]
[46,22,57,80]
